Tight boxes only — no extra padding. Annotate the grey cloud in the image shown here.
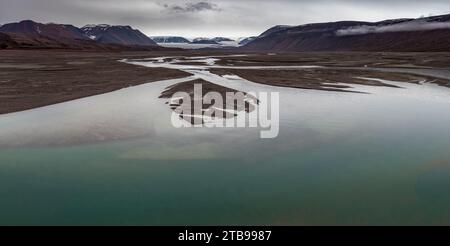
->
[336,20,450,36]
[1,0,449,37]
[162,1,221,13]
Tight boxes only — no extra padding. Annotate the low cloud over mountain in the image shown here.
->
[336,19,450,36]
[242,14,450,52]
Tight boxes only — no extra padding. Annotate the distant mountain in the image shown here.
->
[0,20,89,40]
[151,36,190,43]
[0,20,164,50]
[242,14,450,52]
[211,37,235,42]
[191,38,219,44]
[238,36,257,46]
[0,20,109,49]
[81,24,157,46]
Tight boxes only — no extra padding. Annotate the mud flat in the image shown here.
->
[215,52,450,69]
[2,50,450,113]
[0,50,191,114]
[160,79,258,123]
[210,67,450,93]
[209,52,450,92]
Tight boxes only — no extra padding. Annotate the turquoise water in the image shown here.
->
[1,58,450,225]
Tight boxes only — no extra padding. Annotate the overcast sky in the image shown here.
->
[0,0,449,38]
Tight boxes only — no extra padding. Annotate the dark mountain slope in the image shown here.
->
[0,20,89,40]
[243,14,450,52]
[81,24,157,46]
[0,20,164,50]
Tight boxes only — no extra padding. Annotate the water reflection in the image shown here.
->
[1,56,450,225]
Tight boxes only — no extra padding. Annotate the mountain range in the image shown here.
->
[2,14,450,52]
[191,38,220,44]
[151,36,237,45]
[0,20,159,50]
[242,14,450,52]
[150,36,191,44]
[150,36,245,49]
